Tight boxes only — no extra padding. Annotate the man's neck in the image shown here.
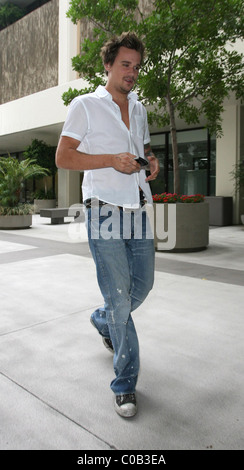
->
[105,84,129,107]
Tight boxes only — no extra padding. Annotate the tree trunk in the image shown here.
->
[167,95,180,194]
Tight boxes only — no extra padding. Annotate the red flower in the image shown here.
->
[153,193,204,203]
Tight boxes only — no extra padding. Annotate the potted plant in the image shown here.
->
[33,187,56,214]
[23,139,57,212]
[0,156,49,229]
[152,192,209,252]
[230,160,244,225]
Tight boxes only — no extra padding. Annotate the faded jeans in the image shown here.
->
[85,204,155,395]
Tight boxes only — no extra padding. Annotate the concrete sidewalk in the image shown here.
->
[0,215,243,450]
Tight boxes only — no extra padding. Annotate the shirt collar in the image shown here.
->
[95,85,138,102]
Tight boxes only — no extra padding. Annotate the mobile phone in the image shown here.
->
[134,156,148,167]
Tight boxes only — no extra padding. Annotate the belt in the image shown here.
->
[84,197,146,209]
[84,198,107,208]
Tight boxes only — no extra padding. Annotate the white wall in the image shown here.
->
[0,78,86,138]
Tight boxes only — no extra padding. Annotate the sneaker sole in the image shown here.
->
[114,400,137,418]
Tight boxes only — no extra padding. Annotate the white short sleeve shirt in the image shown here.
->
[61,85,153,208]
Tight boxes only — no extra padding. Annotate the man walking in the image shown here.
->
[56,32,159,418]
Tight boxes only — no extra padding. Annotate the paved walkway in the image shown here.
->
[0,215,243,450]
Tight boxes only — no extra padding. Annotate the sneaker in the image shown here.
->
[102,336,114,354]
[90,317,114,354]
[114,393,137,418]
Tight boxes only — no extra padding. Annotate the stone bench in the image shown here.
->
[40,207,84,224]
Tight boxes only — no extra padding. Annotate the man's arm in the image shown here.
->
[144,143,160,182]
[55,136,141,174]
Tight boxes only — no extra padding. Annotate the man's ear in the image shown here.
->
[104,63,111,73]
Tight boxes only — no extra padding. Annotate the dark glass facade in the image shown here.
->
[149,128,216,196]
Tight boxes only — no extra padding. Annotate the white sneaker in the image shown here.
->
[102,336,114,354]
[114,393,137,418]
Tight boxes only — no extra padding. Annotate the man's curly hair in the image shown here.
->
[101,32,145,75]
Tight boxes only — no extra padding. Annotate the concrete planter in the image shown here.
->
[154,202,209,252]
[0,214,32,229]
[34,199,56,214]
[204,196,233,226]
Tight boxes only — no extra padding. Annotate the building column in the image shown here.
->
[216,102,241,224]
[57,0,81,207]
[58,0,78,84]
[58,169,81,207]
[239,105,244,221]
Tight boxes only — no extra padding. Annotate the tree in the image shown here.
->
[64,0,244,194]
[0,2,26,31]
[23,139,57,197]
[231,159,244,193]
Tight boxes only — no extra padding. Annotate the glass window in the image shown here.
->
[150,128,216,196]
[168,129,208,195]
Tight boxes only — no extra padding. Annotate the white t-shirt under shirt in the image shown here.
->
[61,85,153,208]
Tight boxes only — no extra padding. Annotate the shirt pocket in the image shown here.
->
[135,115,144,138]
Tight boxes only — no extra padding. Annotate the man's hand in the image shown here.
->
[113,153,141,174]
[144,144,160,182]
[145,155,160,182]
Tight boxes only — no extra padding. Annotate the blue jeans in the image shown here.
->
[85,204,155,395]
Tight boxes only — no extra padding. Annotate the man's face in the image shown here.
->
[105,46,141,95]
